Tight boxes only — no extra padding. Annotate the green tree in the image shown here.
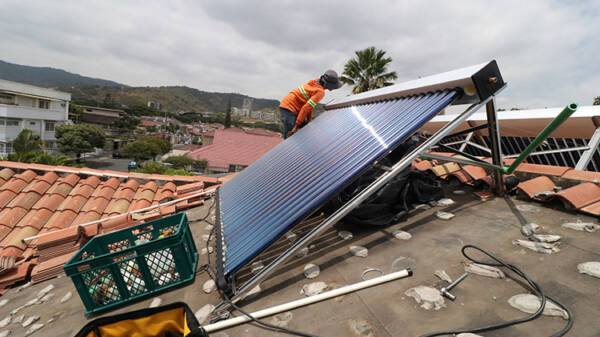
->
[120,136,171,161]
[55,124,106,158]
[340,46,398,94]
[12,129,42,162]
[225,99,232,128]
[114,115,140,132]
[594,96,600,105]
[69,104,84,123]
[164,155,196,169]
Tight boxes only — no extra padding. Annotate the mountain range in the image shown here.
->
[0,59,279,113]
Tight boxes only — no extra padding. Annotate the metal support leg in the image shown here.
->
[575,126,600,170]
[485,97,504,195]
[459,132,474,152]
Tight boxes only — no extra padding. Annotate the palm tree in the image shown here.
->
[340,47,398,94]
[12,129,42,162]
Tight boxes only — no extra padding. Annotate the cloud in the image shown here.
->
[0,0,598,109]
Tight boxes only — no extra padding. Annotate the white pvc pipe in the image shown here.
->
[204,268,412,333]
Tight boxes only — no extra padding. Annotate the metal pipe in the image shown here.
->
[486,98,504,195]
[504,103,579,174]
[420,153,503,171]
[204,269,412,333]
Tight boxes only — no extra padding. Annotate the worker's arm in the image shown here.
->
[290,91,324,135]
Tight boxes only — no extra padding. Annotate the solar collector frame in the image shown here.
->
[214,61,506,303]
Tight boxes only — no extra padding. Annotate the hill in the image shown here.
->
[63,85,280,113]
[0,59,125,87]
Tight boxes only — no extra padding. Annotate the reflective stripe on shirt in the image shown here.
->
[298,85,309,100]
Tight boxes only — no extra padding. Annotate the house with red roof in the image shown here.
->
[187,127,282,173]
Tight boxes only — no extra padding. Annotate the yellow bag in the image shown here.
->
[75,302,208,337]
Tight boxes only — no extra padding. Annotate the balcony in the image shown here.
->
[0,103,66,121]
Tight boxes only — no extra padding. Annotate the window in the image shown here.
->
[6,143,12,154]
[38,99,50,109]
[0,93,15,104]
[45,121,56,131]
[6,120,19,127]
[30,122,36,126]
[0,120,5,126]
[228,164,247,172]
[46,141,55,149]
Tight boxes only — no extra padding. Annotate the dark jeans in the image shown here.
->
[280,108,307,139]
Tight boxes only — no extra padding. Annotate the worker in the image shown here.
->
[280,70,343,138]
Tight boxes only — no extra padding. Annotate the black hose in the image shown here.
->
[421,245,573,337]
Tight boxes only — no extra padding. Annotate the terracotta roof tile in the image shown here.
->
[36,171,59,185]
[103,199,117,214]
[159,205,176,216]
[516,176,557,199]
[72,211,102,226]
[0,168,15,181]
[561,170,600,183]
[176,182,204,195]
[0,179,28,194]
[33,194,65,212]
[68,184,95,198]
[62,173,81,187]
[0,225,11,242]
[22,180,51,195]
[448,170,474,185]
[0,261,33,287]
[58,195,89,212]
[109,199,131,214]
[114,187,136,201]
[0,207,28,234]
[104,177,121,190]
[123,179,140,191]
[35,225,83,247]
[154,188,175,202]
[0,190,17,208]
[513,163,572,177]
[17,209,54,230]
[430,162,461,177]
[462,165,488,181]
[13,170,37,183]
[140,181,158,193]
[129,199,151,211]
[44,209,78,229]
[163,182,176,192]
[580,201,600,216]
[92,185,117,200]
[134,189,155,202]
[555,183,600,209]
[81,197,110,214]
[79,175,101,188]
[0,246,23,257]
[47,182,74,197]
[412,160,433,171]
[7,191,42,210]
[0,225,38,251]
[100,214,133,231]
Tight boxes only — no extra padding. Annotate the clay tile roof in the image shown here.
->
[72,211,102,226]
[0,168,15,181]
[80,175,101,188]
[516,176,556,199]
[412,160,433,171]
[13,170,37,183]
[114,187,136,201]
[129,199,152,211]
[62,173,81,187]
[154,188,175,202]
[0,226,38,251]
[580,201,600,216]
[7,191,42,210]
[33,194,65,212]
[176,182,204,195]
[0,207,28,234]
[37,171,59,185]
[69,184,95,198]
[449,170,474,185]
[123,179,140,191]
[134,189,155,201]
[58,195,89,213]
[512,163,573,177]
[555,183,600,209]
[47,182,75,197]
[560,170,600,183]
[81,197,110,214]
[163,182,177,192]
[462,165,488,181]
[104,177,121,190]
[141,181,158,193]
[0,179,28,194]
[22,180,51,196]
[108,199,131,214]
[92,185,117,200]
[44,209,78,230]
[16,209,54,230]
[0,190,17,208]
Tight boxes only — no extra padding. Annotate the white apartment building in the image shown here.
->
[0,79,70,156]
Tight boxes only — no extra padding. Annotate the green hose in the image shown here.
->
[503,102,579,174]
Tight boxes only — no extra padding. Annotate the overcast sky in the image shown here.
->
[1,0,599,109]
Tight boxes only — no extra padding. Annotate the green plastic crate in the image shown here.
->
[64,212,198,314]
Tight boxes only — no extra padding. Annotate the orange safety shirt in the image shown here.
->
[280,78,325,126]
